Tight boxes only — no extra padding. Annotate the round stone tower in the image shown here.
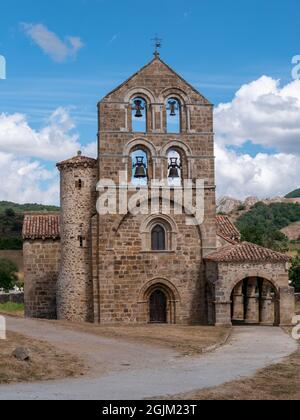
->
[56,152,98,322]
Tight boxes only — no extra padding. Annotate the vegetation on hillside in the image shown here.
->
[289,252,300,293]
[0,202,59,250]
[0,257,19,291]
[0,201,59,214]
[285,188,300,199]
[235,202,300,252]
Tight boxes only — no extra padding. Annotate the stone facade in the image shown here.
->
[22,54,295,326]
[206,260,294,326]
[23,239,60,319]
[56,155,98,322]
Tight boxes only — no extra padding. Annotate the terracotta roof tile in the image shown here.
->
[22,213,60,240]
[205,241,290,263]
[57,152,97,169]
[216,215,241,243]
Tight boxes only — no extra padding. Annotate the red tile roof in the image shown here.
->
[216,215,241,244]
[205,241,290,263]
[22,213,60,240]
[57,152,97,169]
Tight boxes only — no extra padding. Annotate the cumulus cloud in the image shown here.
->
[0,108,94,161]
[215,144,300,199]
[0,108,95,204]
[214,75,300,199]
[215,76,300,155]
[0,152,59,204]
[21,23,84,62]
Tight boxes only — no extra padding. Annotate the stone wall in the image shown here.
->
[0,292,24,304]
[57,160,98,322]
[96,56,217,325]
[24,239,60,319]
[206,260,294,326]
[99,212,204,324]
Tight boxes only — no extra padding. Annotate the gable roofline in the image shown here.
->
[99,55,212,106]
[205,241,290,263]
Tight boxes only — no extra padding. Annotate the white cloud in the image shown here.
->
[0,108,96,204]
[215,144,300,199]
[0,107,94,161]
[0,152,59,204]
[108,34,118,45]
[215,76,300,155]
[21,23,84,62]
[214,75,300,199]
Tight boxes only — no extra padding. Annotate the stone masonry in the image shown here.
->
[22,54,295,326]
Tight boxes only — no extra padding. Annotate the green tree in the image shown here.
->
[289,252,300,293]
[0,258,19,292]
[4,208,15,218]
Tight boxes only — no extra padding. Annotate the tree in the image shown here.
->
[4,208,15,218]
[0,258,19,292]
[289,252,300,293]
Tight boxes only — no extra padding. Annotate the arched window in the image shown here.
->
[131,149,148,186]
[151,225,166,251]
[166,98,181,133]
[131,97,147,132]
[167,149,182,186]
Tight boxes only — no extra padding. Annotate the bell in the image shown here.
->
[168,100,177,117]
[133,99,144,118]
[134,156,147,178]
[168,158,180,178]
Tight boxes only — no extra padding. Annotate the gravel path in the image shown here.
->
[0,317,297,400]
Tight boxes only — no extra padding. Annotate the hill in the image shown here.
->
[0,201,59,214]
[285,189,300,199]
[0,201,59,250]
[235,202,300,252]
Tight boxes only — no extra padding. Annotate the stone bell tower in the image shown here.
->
[57,152,97,322]
[93,53,216,325]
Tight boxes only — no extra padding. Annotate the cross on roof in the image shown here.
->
[152,35,162,57]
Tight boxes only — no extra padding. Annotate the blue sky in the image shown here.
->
[0,0,300,203]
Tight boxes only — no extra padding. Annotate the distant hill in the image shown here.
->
[285,189,300,199]
[0,201,59,250]
[235,202,300,251]
[0,201,59,214]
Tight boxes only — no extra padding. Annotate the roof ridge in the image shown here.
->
[100,56,212,105]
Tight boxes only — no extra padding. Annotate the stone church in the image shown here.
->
[22,54,295,326]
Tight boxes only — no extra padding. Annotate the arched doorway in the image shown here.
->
[230,277,279,326]
[150,290,167,323]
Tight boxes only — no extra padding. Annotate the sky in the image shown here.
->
[0,0,300,205]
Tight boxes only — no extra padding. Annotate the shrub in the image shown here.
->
[0,258,19,292]
[289,252,300,292]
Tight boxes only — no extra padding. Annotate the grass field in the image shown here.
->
[0,332,85,384]
[50,321,231,355]
[0,302,24,317]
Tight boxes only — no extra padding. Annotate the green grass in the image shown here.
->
[0,302,24,313]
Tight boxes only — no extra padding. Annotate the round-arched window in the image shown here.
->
[166,98,181,133]
[130,149,148,186]
[132,97,147,132]
[167,149,182,186]
[151,225,166,251]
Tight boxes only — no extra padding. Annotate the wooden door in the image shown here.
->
[150,290,167,323]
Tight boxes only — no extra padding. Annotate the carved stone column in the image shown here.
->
[260,282,274,325]
[245,277,259,324]
[232,282,244,322]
